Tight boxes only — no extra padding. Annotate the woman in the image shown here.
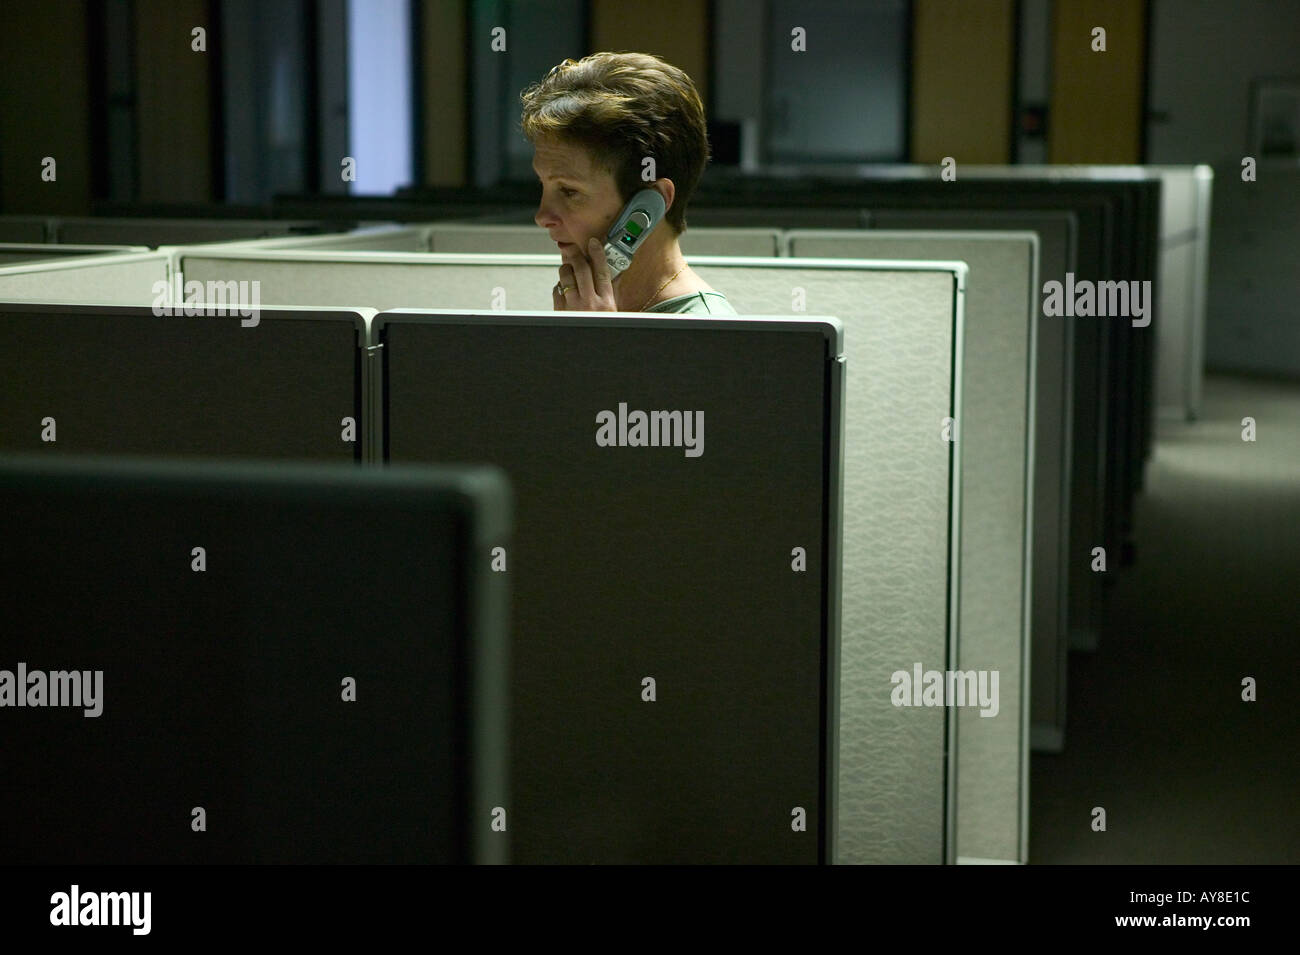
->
[520,52,738,316]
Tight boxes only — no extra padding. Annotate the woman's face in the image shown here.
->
[532,136,625,254]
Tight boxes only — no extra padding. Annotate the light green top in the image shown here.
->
[644,291,739,316]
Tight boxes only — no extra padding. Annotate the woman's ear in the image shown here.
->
[653,178,676,218]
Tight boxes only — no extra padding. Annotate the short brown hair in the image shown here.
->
[519,52,711,236]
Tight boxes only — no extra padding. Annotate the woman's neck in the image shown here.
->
[613,238,691,312]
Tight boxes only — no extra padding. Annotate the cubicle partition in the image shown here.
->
[861,210,1078,751]
[378,309,843,864]
[425,223,783,257]
[0,252,169,305]
[167,247,965,863]
[0,243,147,266]
[787,230,1036,863]
[0,216,54,243]
[53,216,348,247]
[1149,165,1213,422]
[218,225,433,253]
[0,454,510,863]
[0,303,371,462]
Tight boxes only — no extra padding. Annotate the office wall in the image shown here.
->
[1146,0,1300,164]
[1146,0,1300,379]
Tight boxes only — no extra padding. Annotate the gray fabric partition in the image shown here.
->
[0,216,53,243]
[865,209,1079,755]
[221,225,432,253]
[379,310,842,864]
[170,248,964,862]
[55,217,342,247]
[649,258,965,865]
[426,223,782,256]
[176,250,560,310]
[0,454,509,864]
[0,303,370,463]
[788,231,1036,865]
[0,243,146,266]
[0,252,169,305]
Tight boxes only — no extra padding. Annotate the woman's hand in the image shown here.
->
[553,237,618,311]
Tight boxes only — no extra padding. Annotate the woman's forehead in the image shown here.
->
[532,137,603,181]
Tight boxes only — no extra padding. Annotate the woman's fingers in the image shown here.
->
[565,244,595,303]
[587,237,614,303]
[557,240,616,310]
[554,261,576,310]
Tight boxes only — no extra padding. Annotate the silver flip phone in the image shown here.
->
[602,188,667,279]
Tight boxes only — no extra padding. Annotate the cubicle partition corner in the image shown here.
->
[689,255,967,864]
[0,452,511,863]
[374,307,844,864]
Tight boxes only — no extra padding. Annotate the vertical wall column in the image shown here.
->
[0,0,92,213]
[1049,0,1147,163]
[134,0,213,202]
[911,0,1016,164]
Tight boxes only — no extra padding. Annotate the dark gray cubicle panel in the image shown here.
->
[691,206,869,229]
[865,209,1078,752]
[0,454,509,863]
[0,216,54,243]
[787,230,1036,864]
[0,243,146,266]
[378,310,843,865]
[0,303,372,463]
[54,217,345,247]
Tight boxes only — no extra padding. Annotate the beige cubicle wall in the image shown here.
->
[215,225,433,253]
[0,243,148,266]
[788,230,1037,864]
[0,251,167,304]
[425,223,783,257]
[863,208,1078,755]
[1150,165,1212,421]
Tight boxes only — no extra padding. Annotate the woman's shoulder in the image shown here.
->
[648,290,738,315]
